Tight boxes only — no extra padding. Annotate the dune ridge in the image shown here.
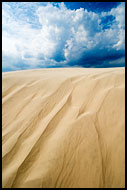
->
[2,68,125,188]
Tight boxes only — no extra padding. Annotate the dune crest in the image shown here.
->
[2,68,125,188]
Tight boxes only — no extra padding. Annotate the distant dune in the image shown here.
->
[2,68,125,188]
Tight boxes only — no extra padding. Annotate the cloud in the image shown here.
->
[2,2,125,71]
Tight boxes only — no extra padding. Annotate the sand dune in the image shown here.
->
[2,68,125,188]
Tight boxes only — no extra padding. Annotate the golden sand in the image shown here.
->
[2,68,125,188]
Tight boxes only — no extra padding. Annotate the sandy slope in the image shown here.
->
[2,68,125,188]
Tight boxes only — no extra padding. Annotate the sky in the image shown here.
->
[2,2,125,72]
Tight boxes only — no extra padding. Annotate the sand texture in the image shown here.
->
[2,68,125,188]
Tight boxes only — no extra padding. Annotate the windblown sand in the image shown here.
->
[2,68,125,188]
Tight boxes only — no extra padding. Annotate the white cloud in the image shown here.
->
[110,2,125,29]
[2,2,125,70]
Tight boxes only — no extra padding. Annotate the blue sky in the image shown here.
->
[2,2,125,72]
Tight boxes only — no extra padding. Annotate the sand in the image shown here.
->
[2,67,125,188]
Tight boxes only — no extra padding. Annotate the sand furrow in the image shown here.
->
[10,92,73,187]
[2,89,73,187]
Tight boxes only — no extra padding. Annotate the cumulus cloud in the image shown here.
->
[2,2,125,71]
